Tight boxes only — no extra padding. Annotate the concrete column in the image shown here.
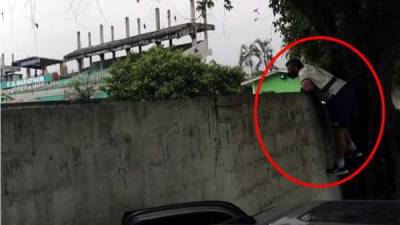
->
[59,62,64,76]
[88,32,93,67]
[155,8,161,31]
[190,0,196,23]
[137,18,142,53]
[203,8,208,46]
[111,25,116,59]
[100,24,104,44]
[167,9,171,27]
[1,53,4,77]
[88,32,92,47]
[167,9,173,47]
[99,24,104,69]
[137,18,142,35]
[125,17,130,38]
[125,17,131,54]
[77,59,83,73]
[111,26,115,41]
[155,8,161,45]
[42,67,48,75]
[100,54,105,70]
[27,68,31,78]
[189,0,198,50]
[77,31,82,49]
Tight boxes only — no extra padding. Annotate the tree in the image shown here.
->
[239,44,257,77]
[252,38,276,71]
[196,0,233,17]
[268,0,400,199]
[64,72,96,101]
[103,47,245,101]
[239,38,276,78]
[201,0,400,199]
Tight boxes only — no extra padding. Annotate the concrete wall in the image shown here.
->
[1,94,341,225]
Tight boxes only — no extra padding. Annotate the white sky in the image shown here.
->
[0,0,284,73]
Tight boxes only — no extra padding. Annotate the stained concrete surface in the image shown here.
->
[1,94,341,225]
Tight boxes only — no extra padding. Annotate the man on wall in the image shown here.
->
[286,59,362,175]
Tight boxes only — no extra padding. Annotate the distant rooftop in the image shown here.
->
[64,22,215,61]
[12,57,63,69]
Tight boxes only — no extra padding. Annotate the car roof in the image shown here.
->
[254,200,400,225]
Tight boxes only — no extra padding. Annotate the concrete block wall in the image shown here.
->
[1,94,340,225]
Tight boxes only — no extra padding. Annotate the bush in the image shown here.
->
[103,47,245,101]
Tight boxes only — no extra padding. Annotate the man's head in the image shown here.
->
[286,58,304,79]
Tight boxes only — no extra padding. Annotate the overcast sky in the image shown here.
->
[0,0,284,72]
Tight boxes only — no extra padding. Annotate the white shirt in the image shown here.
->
[298,64,346,95]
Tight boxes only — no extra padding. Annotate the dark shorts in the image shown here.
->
[327,84,356,128]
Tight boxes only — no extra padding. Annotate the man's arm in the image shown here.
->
[301,79,315,92]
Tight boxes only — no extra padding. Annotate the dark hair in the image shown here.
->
[286,58,304,69]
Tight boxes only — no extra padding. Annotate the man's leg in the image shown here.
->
[327,125,349,175]
[344,128,363,158]
[335,127,347,168]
